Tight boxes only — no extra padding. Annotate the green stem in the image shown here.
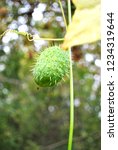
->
[58,0,68,30]
[67,0,74,150]
[0,29,64,41]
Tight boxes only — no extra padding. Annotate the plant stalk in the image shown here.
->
[58,0,68,30]
[0,29,64,41]
[67,0,74,150]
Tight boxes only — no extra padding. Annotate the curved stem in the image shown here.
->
[0,29,64,41]
[0,29,10,39]
[67,0,74,150]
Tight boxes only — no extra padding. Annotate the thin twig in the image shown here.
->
[58,0,68,30]
[0,29,64,41]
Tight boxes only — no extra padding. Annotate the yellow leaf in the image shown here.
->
[73,0,100,9]
[62,3,100,50]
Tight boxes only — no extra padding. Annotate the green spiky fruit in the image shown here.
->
[33,46,69,87]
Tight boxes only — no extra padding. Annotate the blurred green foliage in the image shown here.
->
[0,0,100,150]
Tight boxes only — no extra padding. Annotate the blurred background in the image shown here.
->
[0,0,100,150]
